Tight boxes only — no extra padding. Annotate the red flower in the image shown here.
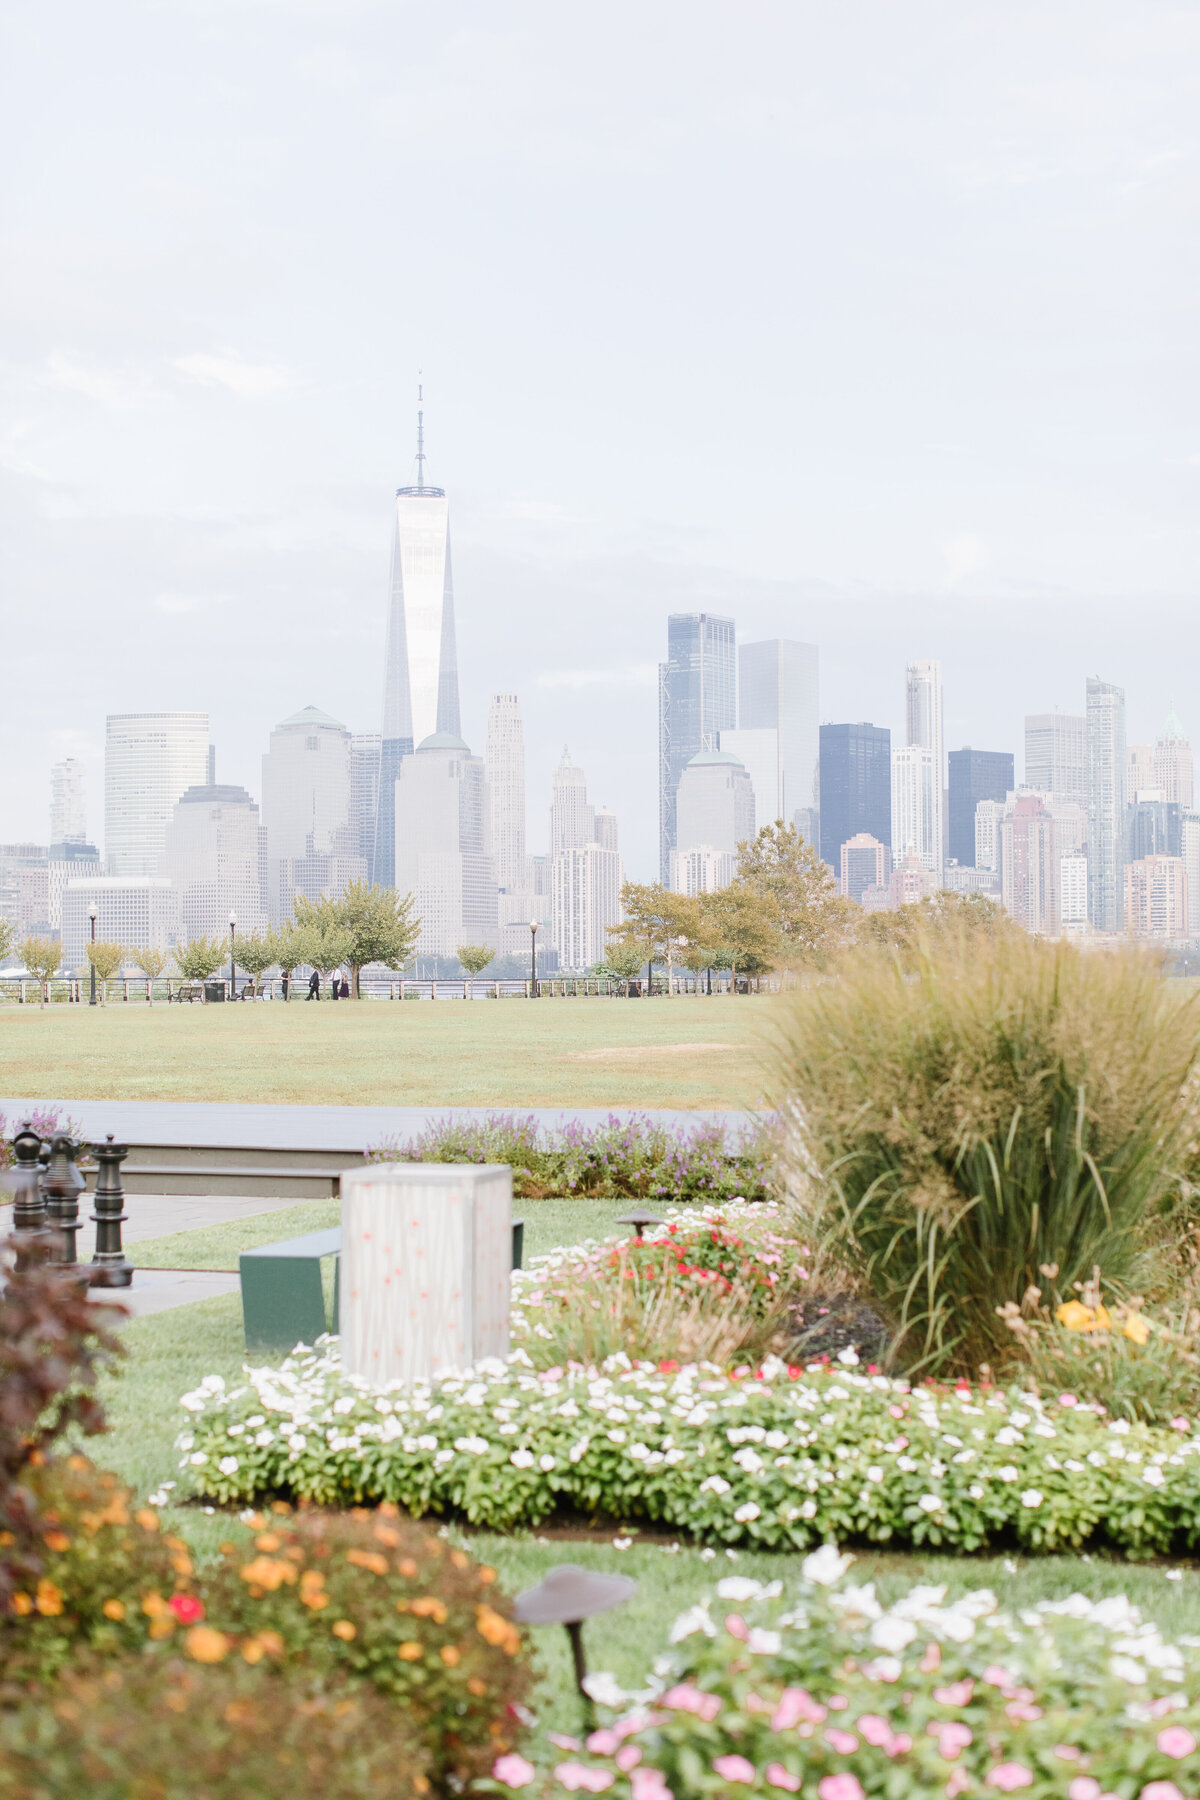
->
[659,1359,680,1373]
[169,1594,205,1625]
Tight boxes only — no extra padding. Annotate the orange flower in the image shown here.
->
[9,1593,33,1617]
[332,1619,357,1641]
[346,1549,389,1576]
[35,1581,64,1617]
[1123,1312,1151,1345]
[241,1629,285,1665]
[478,1566,497,1585]
[467,1677,488,1697]
[410,1597,448,1623]
[397,1641,423,1661]
[255,1532,282,1552]
[299,1571,330,1610]
[373,1524,401,1547]
[398,1558,418,1578]
[239,1556,297,1592]
[476,1605,521,1655]
[440,1645,461,1667]
[184,1625,231,1664]
[43,1530,70,1553]
[134,1509,159,1532]
[101,1599,126,1622]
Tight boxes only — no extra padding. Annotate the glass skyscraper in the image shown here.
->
[947,748,1014,867]
[738,639,820,833]
[819,723,891,871]
[657,613,737,881]
[374,395,461,886]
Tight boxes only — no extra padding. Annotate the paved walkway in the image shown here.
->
[1,1098,748,1152]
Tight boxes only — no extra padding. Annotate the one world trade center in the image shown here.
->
[373,389,462,886]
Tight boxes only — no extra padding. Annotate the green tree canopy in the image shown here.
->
[233,931,278,986]
[129,943,166,1001]
[266,924,308,997]
[601,939,648,988]
[457,944,494,978]
[728,821,855,971]
[699,885,778,983]
[295,922,355,982]
[19,935,62,1006]
[609,883,703,991]
[293,881,420,998]
[174,936,228,983]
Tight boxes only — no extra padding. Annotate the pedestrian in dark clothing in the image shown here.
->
[330,972,340,1000]
[307,970,320,1000]
[339,976,351,999]
[281,970,289,1000]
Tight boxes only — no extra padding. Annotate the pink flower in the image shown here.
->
[946,1771,970,1798]
[1169,1417,1190,1432]
[1058,1393,1078,1407]
[1005,1701,1043,1722]
[828,1695,849,1712]
[766,1767,801,1793]
[818,1778,865,1800]
[724,1613,749,1641]
[660,1683,721,1721]
[1157,1728,1198,1760]
[616,1747,642,1773]
[771,1688,828,1729]
[493,1754,538,1790]
[988,1765,1034,1792]
[1053,1746,1081,1762]
[933,1680,975,1706]
[553,1765,615,1794]
[981,1665,1014,1690]
[928,1722,973,1760]
[857,1716,894,1748]
[1140,1787,1186,1800]
[889,1735,913,1758]
[550,1733,583,1752]
[824,1729,860,1756]
[1067,1783,1101,1800]
[712,1756,755,1784]
[630,1771,673,1800]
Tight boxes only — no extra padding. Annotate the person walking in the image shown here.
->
[307,969,320,1001]
[339,975,350,999]
[330,971,340,1001]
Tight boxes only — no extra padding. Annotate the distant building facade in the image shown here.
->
[906,661,944,871]
[105,713,209,878]
[891,744,939,874]
[1155,712,1194,808]
[62,876,179,972]
[719,728,780,831]
[1000,794,1059,935]
[658,613,737,881]
[819,723,891,873]
[840,833,890,904]
[737,639,819,829]
[671,751,755,886]
[1025,713,1086,805]
[261,706,364,924]
[51,758,87,848]
[394,733,496,959]
[669,846,735,895]
[1126,855,1187,941]
[161,784,266,942]
[1086,677,1127,933]
[548,753,621,968]
[947,748,1014,869]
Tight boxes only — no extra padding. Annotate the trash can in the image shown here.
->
[203,980,226,1003]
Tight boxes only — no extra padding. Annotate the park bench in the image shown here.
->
[170,982,205,1004]
[240,1217,527,1355]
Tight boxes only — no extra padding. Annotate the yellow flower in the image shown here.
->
[476,1605,521,1655]
[35,1581,64,1617]
[1056,1300,1112,1332]
[299,1570,330,1610]
[346,1549,389,1576]
[43,1530,70,1553]
[440,1645,461,1667]
[332,1619,357,1641]
[102,1599,126,1622]
[1123,1312,1150,1345]
[241,1628,285,1664]
[410,1596,447,1623]
[239,1556,297,1592]
[9,1592,33,1617]
[397,1641,423,1661]
[134,1509,159,1532]
[184,1624,231,1664]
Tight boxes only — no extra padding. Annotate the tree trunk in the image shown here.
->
[351,963,361,999]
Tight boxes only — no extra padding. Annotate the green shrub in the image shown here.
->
[769,932,1200,1377]
[0,1656,431,1799]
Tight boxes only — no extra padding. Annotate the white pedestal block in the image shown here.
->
[339,1162,512,1385]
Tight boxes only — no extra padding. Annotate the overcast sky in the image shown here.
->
[2,1,1197,877]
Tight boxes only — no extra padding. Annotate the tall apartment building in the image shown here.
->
[1155,711,1194,807]
[105,713,209,877]
[819,723,891,873]
[1000,795,1060,935]
[549,748,595,855]
[374,393,461,887]
[718,728,780,829]
[548,755,621,969]
[1025,713,1086,804]
[669,752,755,893]
[974,799,1004,874]
[486,694,527,891]
[47,845,102,932]
[1126,855,1187,941]
[1128,798,1183,863]
[1183,814,1200,933]
[891,744,939,874]
[1127,743,1157,800]
[161,783,266,942]
[394,733,496,958]
[61,876,179,972]
[947,748,1014,868]
[1060,853,1089,937]
[50,758,87,848]
[261,706,363,924]
[658,613,737,881]
[1086,677,1127,933]
[671,847,735,895]
[906,660,944,870]
[840,834,890,904]
[349,733,381,873]
[738,639,819,829]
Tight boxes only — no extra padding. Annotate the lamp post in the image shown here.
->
[88,904,97,1006]
[228,911,236,1001]
[529,920,539,998]
[513,1564,636,1726]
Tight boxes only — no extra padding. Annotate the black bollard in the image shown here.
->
[88,1136,133,1288]
[41,1135,87,1273]
[8,1124,49,1270]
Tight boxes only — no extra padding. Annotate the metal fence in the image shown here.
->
[0,972,738,1004]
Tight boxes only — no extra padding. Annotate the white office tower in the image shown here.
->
[549,748,595,854]
[1183,814,1200,935]
[161,783,266,942]
[486,695,527,889]
[671,846,735,896]
[669,751,755,896]
[261,706,364,924]
[905,661,944,873]
[349,733,382,872]
[1126,856,1188,940]
[375,391,460,889]
[594,807,619,852]
[738,640,819,827]
[1127,743,1156,801]
[394,734,496,958]
[47,849,101,931]
[718,728,781,828]
[975,798,1003,874]
[1025,713,1086,804]
[61,877,179,973]
[1086,677,1127,933]
[1000,795,1060,935]
[548,754,621,968]
[1060,853,1089,938]
[105,713,209,877]
[1155,710,1194,808]
[891,744,939,874]
[50,759,87,848]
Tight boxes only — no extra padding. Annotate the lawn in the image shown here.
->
[0,995,769,1110]
[90,1196,1200,1733]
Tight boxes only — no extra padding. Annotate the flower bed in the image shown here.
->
[487,1549,1200,1799]
[179,1344,1200,1558]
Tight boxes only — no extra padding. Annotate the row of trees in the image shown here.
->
[603,822,1014,989]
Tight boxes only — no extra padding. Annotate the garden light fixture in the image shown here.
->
[512,1563,636,1723]
[617,1208,664,1241]
[529,919,538,997]
[228,911,236,998]
[88,903,97,1006]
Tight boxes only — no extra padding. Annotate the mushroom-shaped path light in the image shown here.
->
[513,1563,637,1722]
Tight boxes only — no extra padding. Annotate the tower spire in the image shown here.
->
[416,373,425,491]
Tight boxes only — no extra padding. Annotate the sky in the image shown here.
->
[2,0,1198,878]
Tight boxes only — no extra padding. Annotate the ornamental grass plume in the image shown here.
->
[766,930,1200,1378]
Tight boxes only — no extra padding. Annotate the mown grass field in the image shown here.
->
[0,995,771,1110]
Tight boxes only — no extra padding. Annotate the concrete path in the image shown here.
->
[75,1191,305,1262]
[91,1268,242,1323]
[1,1097,749,1152]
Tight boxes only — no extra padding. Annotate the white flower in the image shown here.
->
[733,1502,761,1523]
[670,1604,717,1641]
[699,1475,731,1496]
[416,1434,438,1451]
[918,1494,942,1513]
[734,1449,764,1474]
[288,1434,307,1452]
[968,1484,985,1499]
[716,1577,764,1601]
[866,1466,884,1483]
[612,1536,633,1550]
[176,1434,195,1452]
[539,1454,556,1472]
[1143,1466,1166,1488]
[218,1456,240,1475]
[179,1392,208,1413]
[1110,1655,1148,1685]
[1021,1489,1044,1509]
[510,1448,536,1468]
[628,1443,650,1461]
[870,1615,918,1652]
[836,1347,860,1366]
[802,1544,854,1587]
[863,1656,902,1682]
[748,1626,782,1653]
[189,1451,209,1466]
[255,1430,274,1447]
[996,1464,1019,1482]
[454,1436,489,1455]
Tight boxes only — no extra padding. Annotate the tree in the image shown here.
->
[294,881,421,999]
[609,883,704,994]
[19,936,62,1007]
[174,935,227,983]
[130,944,167,1002]
[699,886,778,988]
[729,821,855,972]
[84,939,125,1004]
[0,919,15,968]
[600,938,647,995]
[856,889,1020,966]
[267,924,308,1000]
[233,930,278,994]
[457,943,493,997]
[295,922,355,991]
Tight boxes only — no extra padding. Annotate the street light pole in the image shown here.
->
[88,905,97,1006]
[529,921,539,998]
[228,911,236,1001]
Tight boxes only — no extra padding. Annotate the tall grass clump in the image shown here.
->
[769,931,1200,1378]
